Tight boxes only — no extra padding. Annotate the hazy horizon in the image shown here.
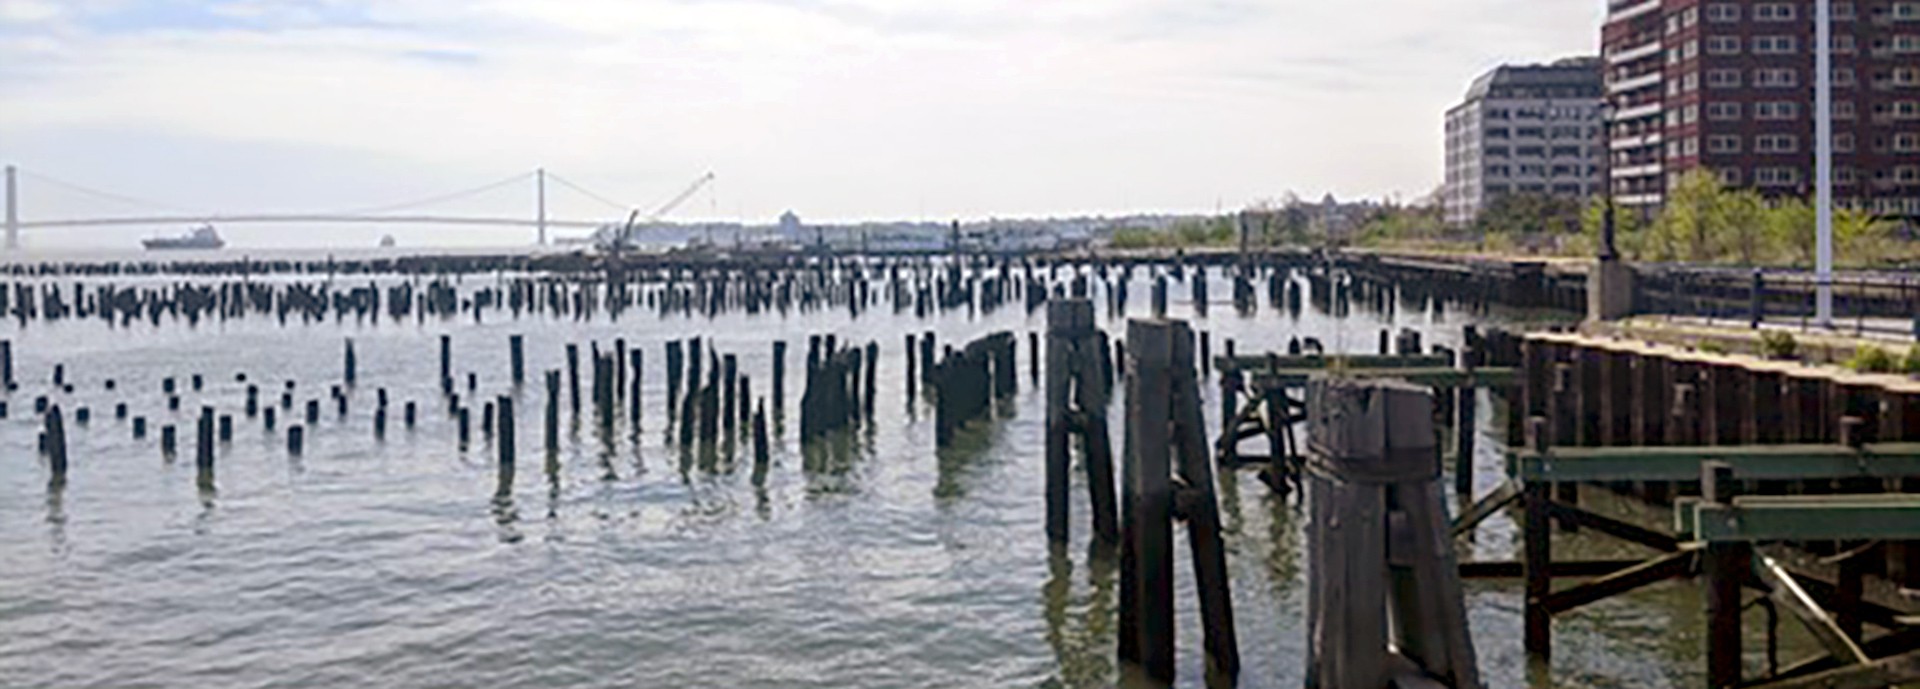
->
[2,0,1603,248]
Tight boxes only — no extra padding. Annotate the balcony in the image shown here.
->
[1609,70,1664,95]
[1610,0,1661,22]
[1610,131,1664,150]
[1612,162,1664,179]
[1619,192,1666,206]
[1612,101,1665,122]
[1609,40,1663,65]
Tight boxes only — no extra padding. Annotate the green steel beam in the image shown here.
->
[1215,353,1450,372]
[1685,495,1920,542]
[1511,443,1920,482]
[1250,367,1516,389]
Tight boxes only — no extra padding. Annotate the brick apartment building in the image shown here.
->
[1602,0,1920,217]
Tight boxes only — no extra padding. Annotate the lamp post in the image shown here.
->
[1598,101,1618,262]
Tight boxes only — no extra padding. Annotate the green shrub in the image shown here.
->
[1904,345,1920,374]
[1759,331,1798,360]
[1848,345,1897,373]
[1699,340,1728,355]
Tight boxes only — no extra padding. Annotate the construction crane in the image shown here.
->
[596,172,716,252]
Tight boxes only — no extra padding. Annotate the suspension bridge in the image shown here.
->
[0,165,715,250]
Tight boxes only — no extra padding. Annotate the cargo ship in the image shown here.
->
[142,224,225,251]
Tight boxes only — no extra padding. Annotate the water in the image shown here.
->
[0,264,1737,687]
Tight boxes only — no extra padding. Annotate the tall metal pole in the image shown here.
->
[1815,0,1834,326]
[4,165,17,251]
[536,167,547,246]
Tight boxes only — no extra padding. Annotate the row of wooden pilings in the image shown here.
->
[1514,330,1920,688]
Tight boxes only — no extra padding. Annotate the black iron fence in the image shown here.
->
[1634,264,1920,339]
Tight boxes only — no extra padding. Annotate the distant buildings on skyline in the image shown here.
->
[1443,57,1606,226]
[1447,1,1920,225]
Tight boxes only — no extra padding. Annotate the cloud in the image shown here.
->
[0,0,1602,247]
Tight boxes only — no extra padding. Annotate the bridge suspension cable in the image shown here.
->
[16,169,209,215]
[327,171,534,216]
[543,173,632,213]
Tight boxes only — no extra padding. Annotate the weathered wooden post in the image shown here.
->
[1456,325,1479,498]
[439,334,452,393]
[1306,377,1479,688]
[1167,321,1239,679]
[1523,416,1552,662]
[510,334,525,384]
[190,406,217,490]
[629,349,643,429]
[161,424,178,457]
[772,340,787,411]
[1,339,11,390]
[45,405,68,485]
[1028,331,1040,385]
[752,399,770,481]
[864,341,879,418]
[287,424,304,455]
[545,370,561,453]
[566,343,581,414]
[1119,319,1175,684]
[1702,460,1745,689]
[496,395,515,498]
[723,354,738,436]
[667,340,684,419]
[343,338,356,385]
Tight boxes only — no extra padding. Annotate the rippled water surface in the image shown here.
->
[0,265,1739,687]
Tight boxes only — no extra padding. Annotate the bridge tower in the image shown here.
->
[5,165,17,251]
[536,168,547,246]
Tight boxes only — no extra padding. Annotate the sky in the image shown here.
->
[0,0,1604,248]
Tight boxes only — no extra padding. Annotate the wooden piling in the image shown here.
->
[1703,461,1745,689]
[545,370,561,453]
[510,334,525,384]
[287,424,303,455]
[343,338,356,385]
[567,343,581,414]
[772,340,787,411]
[496,395,515,498]
[45,405,67,484]
[196,407,215,490]
[1118,319,1175,684]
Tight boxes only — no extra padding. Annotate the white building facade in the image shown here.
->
[1444,57,1607,226]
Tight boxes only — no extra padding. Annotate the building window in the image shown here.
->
[1707,102,1742,120]
[1487,165,1510,178]
[1516,146,1545,157]
[1683,39,1700,60]
[1836,100,1856,119]
[1896,101,1920,120]
[1834,35,1857,54]
[1755,134,1800,153]
[1897,68,1920,86]
[1720,168,1743,185]
[1708,135,1742,153]
[1550,145,1583,157]
[1682,72,1699,92]
[1516,127,1544,138]
[1894,36,1920,53]
[1486,146,1510,158]
[1898,166,1920,183]
[1487,108,1510,120]
[1835,68,1856,87]
[1707,69,1743,88]
[1896,133,1920,152]
[1753,68,1798,87]
[1752,36,1798,54]
[1682,103,1699,124]
[1706,36,1741,54]
[1836,167,1857,185]
[1754,2,1797,21]
[1755,101,1800,120]
[1835,2,1857,20]
[1897,3,1920,20]
[1487,128,1510,139]
[1683,137,1700,156]
[1706,3,1740,22]
[1837,132,1856,152]
[1755,167,1800,186]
